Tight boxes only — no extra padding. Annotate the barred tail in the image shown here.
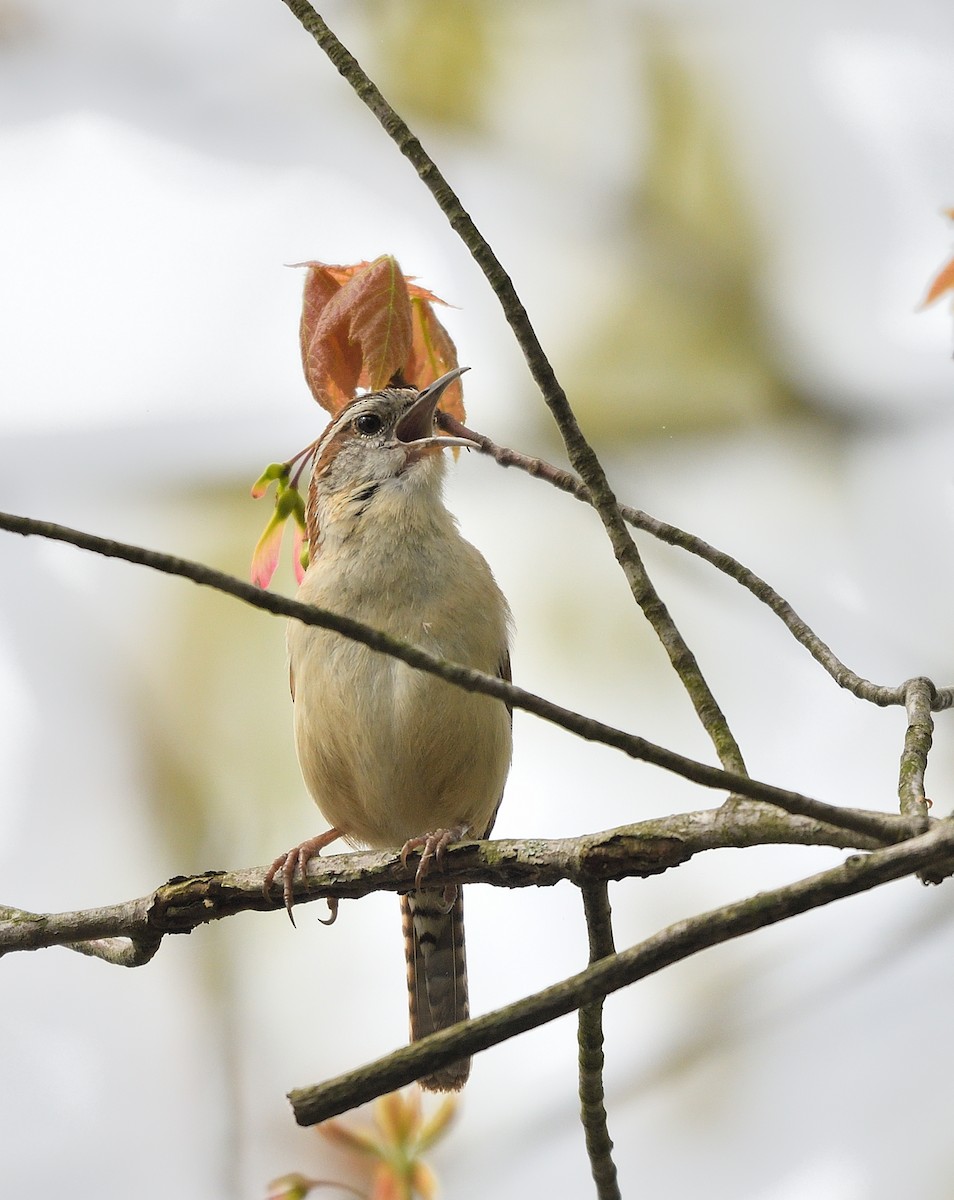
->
[401,888,470,1091]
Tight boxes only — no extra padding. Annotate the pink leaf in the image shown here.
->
[251,513,285,589]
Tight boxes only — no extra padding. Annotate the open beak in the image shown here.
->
[395,367,479,452]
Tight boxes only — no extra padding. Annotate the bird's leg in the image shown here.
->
[264,827,343,925]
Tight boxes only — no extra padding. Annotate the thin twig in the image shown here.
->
[277,0,748,780]
[578,882,622,1200]
[0,511,900,838]
[440,420,954,711]
[288,817,954,1124]
[0,803,894,957]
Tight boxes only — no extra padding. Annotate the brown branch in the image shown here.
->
[0,511,899,840]
[278,0,748,781]
[0,902,161,965]
[288,817,954,1124]
[899,677,935,824]
[440,420,954,711]
[578,882,622,1200]
[0,804,898,958]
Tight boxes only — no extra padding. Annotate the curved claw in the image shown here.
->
[263,828,343,925]
[400,825,467,889]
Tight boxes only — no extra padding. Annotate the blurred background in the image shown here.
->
[2,2,954,1197]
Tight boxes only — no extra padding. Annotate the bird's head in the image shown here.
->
[305,367,477,552]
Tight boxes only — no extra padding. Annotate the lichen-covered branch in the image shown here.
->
[899,677,935,823]
[288,816,954,1124]
[0,902,162,965]
[0,802,894,958]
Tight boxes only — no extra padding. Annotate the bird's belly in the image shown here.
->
[291,630,510,848]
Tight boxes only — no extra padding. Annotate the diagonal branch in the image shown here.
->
[278,0,747,779]
[0,511,903,839]
[287,817,954,1124]
[439,419,954,711]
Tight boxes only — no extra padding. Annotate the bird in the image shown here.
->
[265,367,512,1091]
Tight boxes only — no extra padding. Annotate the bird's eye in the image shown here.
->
[353,412,384,437]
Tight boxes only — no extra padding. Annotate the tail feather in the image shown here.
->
[401,888,470,1091]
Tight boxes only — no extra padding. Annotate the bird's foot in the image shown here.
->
[400,825,468,891]
[264,828,343,926]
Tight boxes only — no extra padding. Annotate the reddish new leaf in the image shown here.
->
[306,290,366,412]
[254,256,471,590]
[299,264,362,411]
[295,256,463,418]
[346,257,414,391]
[323,261,373,287]
[298,260,374,352]
[299,263,340,365]
[406,295,465,422]
[405,279,450,307]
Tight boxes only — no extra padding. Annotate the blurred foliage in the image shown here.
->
[268,1089,455,1200]
[135,488,303,875]
[0,1,32,42]
[359,0,493,129]
[354,5,801,441]
[921,207,954,309]
[566,24,801,441]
